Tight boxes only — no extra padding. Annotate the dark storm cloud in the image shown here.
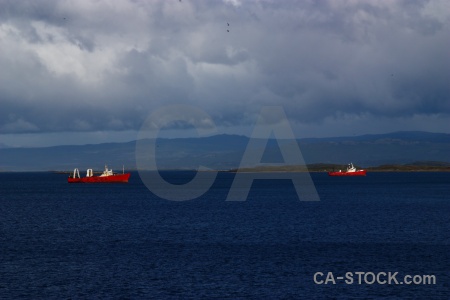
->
[0,0,449,135]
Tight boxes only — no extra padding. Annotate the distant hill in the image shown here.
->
[0,131,449,171]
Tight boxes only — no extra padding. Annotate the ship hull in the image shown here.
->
[68,173,130,183]
[328,170,366,176]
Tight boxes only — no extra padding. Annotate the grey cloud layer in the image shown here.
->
[0,0,448,134]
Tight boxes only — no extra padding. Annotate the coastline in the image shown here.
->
[2,162,448,173]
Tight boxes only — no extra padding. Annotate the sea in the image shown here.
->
[0,171,449,299]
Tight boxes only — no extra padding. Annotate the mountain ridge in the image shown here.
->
[0,131,449,171]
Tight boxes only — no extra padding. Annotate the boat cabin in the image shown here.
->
[100,165,114,177]
[346,163,356,173]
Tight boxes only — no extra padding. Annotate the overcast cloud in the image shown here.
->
[0,0,449,146]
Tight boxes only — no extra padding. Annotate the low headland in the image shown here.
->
[228,161,450,173]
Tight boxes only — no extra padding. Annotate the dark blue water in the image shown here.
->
[1,172,449,298]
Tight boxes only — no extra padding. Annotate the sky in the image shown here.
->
[0,0,449,147]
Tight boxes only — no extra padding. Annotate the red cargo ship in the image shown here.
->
[328,163,366,176]
[68,165,130,183]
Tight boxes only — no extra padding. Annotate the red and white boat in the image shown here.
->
[328,163,366,176]
[68,165,130,183]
